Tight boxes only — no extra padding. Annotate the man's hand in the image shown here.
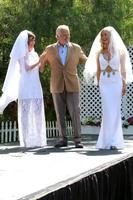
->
[39,51,46,63]
[122,80,126,96]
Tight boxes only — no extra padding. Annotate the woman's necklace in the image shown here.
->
[103,51,113,77]
[103,50,111,61]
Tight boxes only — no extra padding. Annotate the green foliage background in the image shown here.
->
[0,0,133,122]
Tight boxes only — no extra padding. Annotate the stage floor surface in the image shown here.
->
[1,135,133,200]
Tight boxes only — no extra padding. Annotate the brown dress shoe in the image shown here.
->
[75,142,83,148]
[55,141,68,148]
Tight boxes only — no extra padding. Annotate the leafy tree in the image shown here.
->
[0,0,133,122]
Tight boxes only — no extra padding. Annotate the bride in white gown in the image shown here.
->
[0,30,47,147]
[84,26,133,150]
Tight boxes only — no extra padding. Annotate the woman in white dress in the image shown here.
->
[84,26,133,150]
[0,30,47,147]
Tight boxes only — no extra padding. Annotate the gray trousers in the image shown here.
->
[52,91,81,143]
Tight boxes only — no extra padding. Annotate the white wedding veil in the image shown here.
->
[83,26,133,84]
[0,30,28,113]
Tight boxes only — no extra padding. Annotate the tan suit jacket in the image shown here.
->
[42,42,87,93]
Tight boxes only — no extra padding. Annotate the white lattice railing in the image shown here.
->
[79,46,133,122]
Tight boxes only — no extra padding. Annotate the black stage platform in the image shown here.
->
[1,135,133,200]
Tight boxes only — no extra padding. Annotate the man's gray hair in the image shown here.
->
[56,25,70,34]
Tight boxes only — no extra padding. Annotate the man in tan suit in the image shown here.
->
[40,25,87,148]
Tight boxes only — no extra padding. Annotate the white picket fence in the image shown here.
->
[0,121,133,144]
[0,121,73,144]
[46,121,72,138]
[0,121,18,143]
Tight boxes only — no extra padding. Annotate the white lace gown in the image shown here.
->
[18,50,47,147]
[96,52,124,149]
